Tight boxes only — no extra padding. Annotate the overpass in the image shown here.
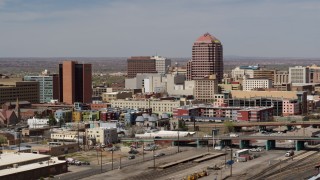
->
[121,135,320,151]
[187,121,320,128]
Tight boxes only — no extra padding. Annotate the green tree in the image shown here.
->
[178,120,187,131]
[48,114,57,126]
[223,121,235,133]
[0,135,8,147]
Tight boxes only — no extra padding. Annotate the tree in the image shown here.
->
[178,120,187,131]
[0,135,8,147]
[48,114,57,126]
[223,121,235,133]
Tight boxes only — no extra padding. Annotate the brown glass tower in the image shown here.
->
[59,61,92,104]
[187,33,223,82]
[127,56,157,78]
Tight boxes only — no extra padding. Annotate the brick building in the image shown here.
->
[187,33,223,82]
[127,56,157,78]
[59,61,92,104]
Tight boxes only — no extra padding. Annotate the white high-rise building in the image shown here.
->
[289,66,309,83]
[151,56,171,75]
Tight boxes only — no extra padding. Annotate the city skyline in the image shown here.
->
[0,0,319,58]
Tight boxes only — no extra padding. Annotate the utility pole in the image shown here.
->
[178,128,180,153]
[97,149,99,165]
[230,148,233,177]
[142,142,145,161]
[153,150,155,169]
[18,131,21,152]
[77,121,80,151]
[111,149,114,170]
[100,149,102,173]
[119,157,121,169]
[225,149,227,167]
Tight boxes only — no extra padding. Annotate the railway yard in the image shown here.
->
[68,145,319,180]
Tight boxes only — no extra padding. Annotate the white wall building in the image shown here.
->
[243,78,272,91]
[27,117,49,128]
[86,128,118,145]
[289,66,309,83]
[166,74,194,96]
[231,67,255,80]
[151,55,171,75]
[125,73,162,90]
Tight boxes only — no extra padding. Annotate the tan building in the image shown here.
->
[111,99,183,114]
[274,71,289,85]
[194,75,218,102]
[0,78,39,104]
[218,83,242,91]
[51,130,84,143]
[309,64,320,83]
[231,90,304,99]
[92,86,112,98]
[230,90,308,114]
[253,70,275,82]
[102,91,132,102]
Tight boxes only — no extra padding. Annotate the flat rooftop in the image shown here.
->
[0,153,50,168]
[0,156,65,176]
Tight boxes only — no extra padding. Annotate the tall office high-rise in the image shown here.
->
[127,56,157,78]
[127,55,171,78]
[187,33,223,82]
[59,61,92,104]
[24,73,59,103]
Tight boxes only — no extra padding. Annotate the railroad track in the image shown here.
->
[248,151,310,180]
[125,162,195,180]
[265,152,320,180]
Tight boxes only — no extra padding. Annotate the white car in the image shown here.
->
[214,146,222,150]
[230,133,239,137]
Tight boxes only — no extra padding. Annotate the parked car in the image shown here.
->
[74,160,82,166]
[66,158,75,165]
[107,146,119,151]
[250,147,263,152]
[144,144,157,151]
[128,149,139,154]
[154,153,165,157]
[82,161,90,165]
[214,146,222,150]
[128,155,135,160]
[230,133,239,137]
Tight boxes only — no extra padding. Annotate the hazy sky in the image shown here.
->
[0,0,319,58]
